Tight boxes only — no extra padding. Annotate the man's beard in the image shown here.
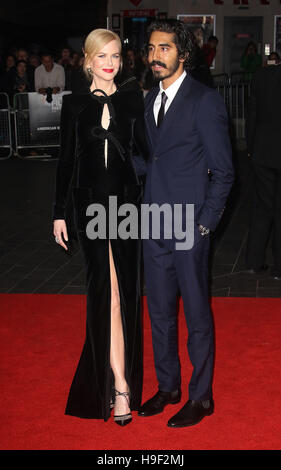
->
[149,56,181,81]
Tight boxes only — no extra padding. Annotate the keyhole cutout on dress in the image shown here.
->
[101,103,110,169]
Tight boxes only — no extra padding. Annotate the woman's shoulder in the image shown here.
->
[117,77,142,95]
[114,77,144,113]
[62,91,92,114]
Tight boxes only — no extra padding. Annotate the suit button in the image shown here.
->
[154,156,158,161]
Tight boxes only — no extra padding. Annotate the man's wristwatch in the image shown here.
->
[198,224,210,236]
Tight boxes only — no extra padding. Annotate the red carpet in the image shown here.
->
[0,293,281,450]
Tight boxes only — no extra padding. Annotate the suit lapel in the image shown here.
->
[145,74,194,152]
[156,74,193,141]
[144,87,159,148]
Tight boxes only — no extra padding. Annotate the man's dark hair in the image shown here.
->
[40,51,53,59]
[16,60,27,67]
[146,20,197,71]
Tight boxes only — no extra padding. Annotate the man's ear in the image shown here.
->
[179,52,189,63]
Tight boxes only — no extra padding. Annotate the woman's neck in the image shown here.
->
[90,76,116,96]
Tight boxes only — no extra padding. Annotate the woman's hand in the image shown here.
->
[53,219,68,250]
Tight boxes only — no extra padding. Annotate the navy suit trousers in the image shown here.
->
[143,235,214,401]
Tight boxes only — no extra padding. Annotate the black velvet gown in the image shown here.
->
[53,78,148,420]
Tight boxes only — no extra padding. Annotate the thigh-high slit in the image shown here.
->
[64,194,143,420]
[63,92,143,421]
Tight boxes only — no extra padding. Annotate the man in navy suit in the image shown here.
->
[138,21,234,427]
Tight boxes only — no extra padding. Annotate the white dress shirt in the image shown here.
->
[34,63,65,91]
[153,70,187,124]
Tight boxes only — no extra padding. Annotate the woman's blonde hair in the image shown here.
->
[83,28,122,80]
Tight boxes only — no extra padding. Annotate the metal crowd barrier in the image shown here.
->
[213,73,252,140]
[2,82,253,162]
[13,92,71,159]
[0,93,13,159]
[229,80,252,140]
[213,73,230,109]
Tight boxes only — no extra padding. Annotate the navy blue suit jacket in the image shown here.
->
[144,73,234,237]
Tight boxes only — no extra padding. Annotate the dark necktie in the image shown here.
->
[157,91,168,128]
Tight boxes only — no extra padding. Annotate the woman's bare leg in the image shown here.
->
[109,242,130,416]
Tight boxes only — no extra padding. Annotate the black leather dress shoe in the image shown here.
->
[167,399,214,428]
[138,390,181,417]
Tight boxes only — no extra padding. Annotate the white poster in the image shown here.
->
[28,91,71,145]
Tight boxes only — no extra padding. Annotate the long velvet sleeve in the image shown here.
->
[53,95,76,220]
[196,90,234,231]
[132,90,149,176]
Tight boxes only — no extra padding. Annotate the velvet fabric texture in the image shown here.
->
[53,79,148,420]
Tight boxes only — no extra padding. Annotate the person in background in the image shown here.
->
[58,47,72,67]
[118,48,146,85]
[1,59,34,101]
[29,54,41,69]
[12,60,34,95]
[245,59,281,280]
[0,55,16,93]
[15,48,35,81]
[193,26,204,48]
[58,46,73,90]
[240,42,262,81]
[190,44,214,88]
[124,49,138,77]
[190,28,214,88]
[139,50,157,95]
[67,52,88,94]
[34,52,65,94]
[15,48,29,62]
[4,55,16,73]
[202,35,218,68]
[69,52,80,68]
[267,51,280,65]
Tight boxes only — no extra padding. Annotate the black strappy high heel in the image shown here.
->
[113,389,132,426]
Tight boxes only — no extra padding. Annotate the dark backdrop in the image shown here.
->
[0,0,108,55]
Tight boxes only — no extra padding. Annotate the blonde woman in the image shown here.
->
[53,29,148,425]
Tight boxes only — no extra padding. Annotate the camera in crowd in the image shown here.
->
[46,87,53,103]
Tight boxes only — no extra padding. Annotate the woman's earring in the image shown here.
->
[87,67,93,76]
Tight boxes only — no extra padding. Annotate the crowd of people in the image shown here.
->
[0,37,280,106]
[0,46,86,103]
[0,34,221,105]
[240,41,280,80]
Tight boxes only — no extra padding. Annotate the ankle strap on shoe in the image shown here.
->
[114,389,130,396]
[114,389,130,405]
